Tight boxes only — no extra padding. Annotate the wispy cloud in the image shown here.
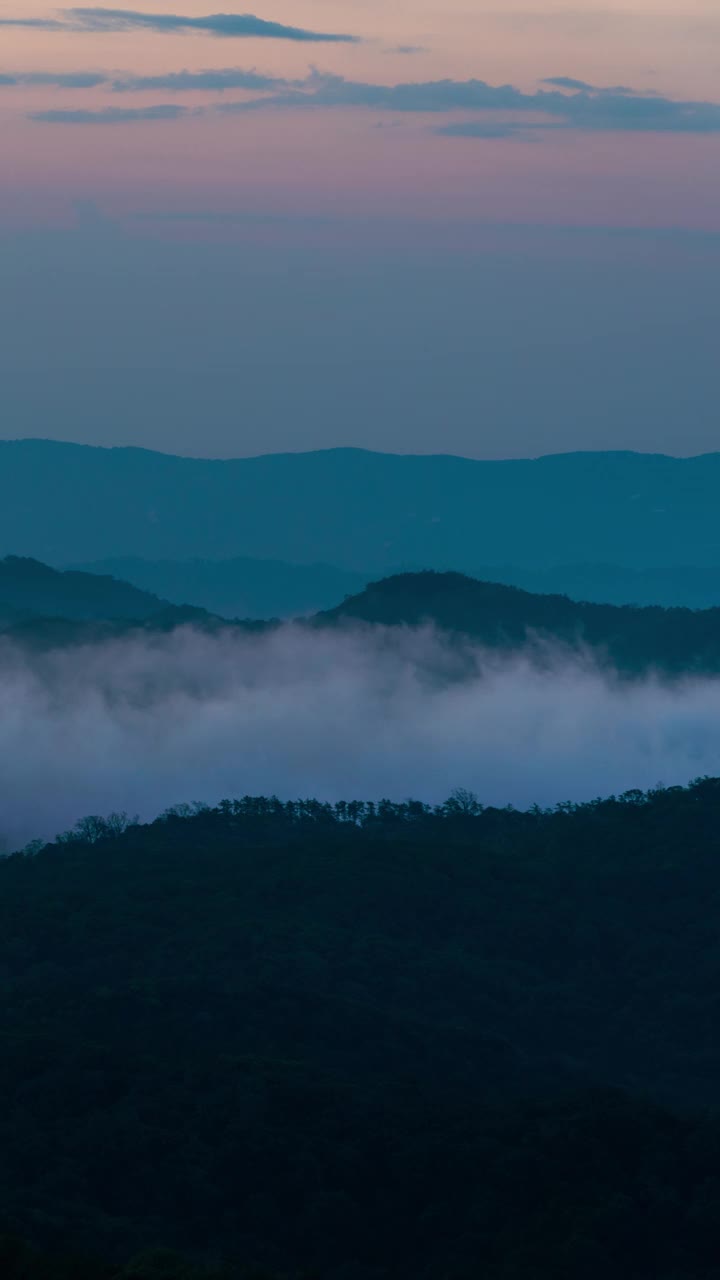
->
[222,71,720,135]
[437,121,539,141]
[0,17,67,28]
[541,76,652,96]
[219,72,534,113]
[16,63,720,137]
[542,76,595,91]
[0,70,107,87]
[111,68,294,92]
[29,104,190,123]
[0,8,360,42]
[0,65,296,93]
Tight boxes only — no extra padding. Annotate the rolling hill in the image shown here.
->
[65,556,720,619]
[5,560,720,674]
[0,555,180,624]
[4,782,720,1277]
[318,570,720,674]
[0,556,213,647]
[5,439,720,572]
[469,562,720,610]
[72,555,371,620]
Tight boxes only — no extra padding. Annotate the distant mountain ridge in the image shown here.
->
[72,555,371,620]
[0,555,168,622]
[73,555,720,616]
[5,438,720,571]
[0,556,210,631]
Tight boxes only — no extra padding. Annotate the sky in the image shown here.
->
[1,0,719,458]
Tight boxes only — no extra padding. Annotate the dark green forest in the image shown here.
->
[320,571,720,674]
[5,782,720,1277]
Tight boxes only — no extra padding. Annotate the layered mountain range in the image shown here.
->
[5,439,720,577]
[4,556,720,676]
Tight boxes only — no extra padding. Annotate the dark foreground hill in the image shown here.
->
[6,782,720,1277]
[5,439,720,572]
[319,570,720,674]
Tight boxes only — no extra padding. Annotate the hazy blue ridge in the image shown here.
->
[5,439,720,571]
[74,555,720,617]
[5,557,720,675]
[71,555,373,619]
[0,555,176,622]
[0,556,218,643]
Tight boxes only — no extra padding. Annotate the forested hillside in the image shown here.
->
[0,557,221,649]
[470,562,720,610]
[8,563,720,675]
[73,559,720,618]
[320,570,720,673]
[4,781,720,1277]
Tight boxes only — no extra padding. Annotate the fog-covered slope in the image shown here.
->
[0,556,214,646]
[319,570,720,673]
[6,561,720,675]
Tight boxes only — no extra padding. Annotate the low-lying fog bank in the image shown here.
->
[3,622,720,848]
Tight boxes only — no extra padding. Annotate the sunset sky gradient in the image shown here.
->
[1,0,719,456]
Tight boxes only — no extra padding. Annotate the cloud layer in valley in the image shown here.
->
[3,623,720,850]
